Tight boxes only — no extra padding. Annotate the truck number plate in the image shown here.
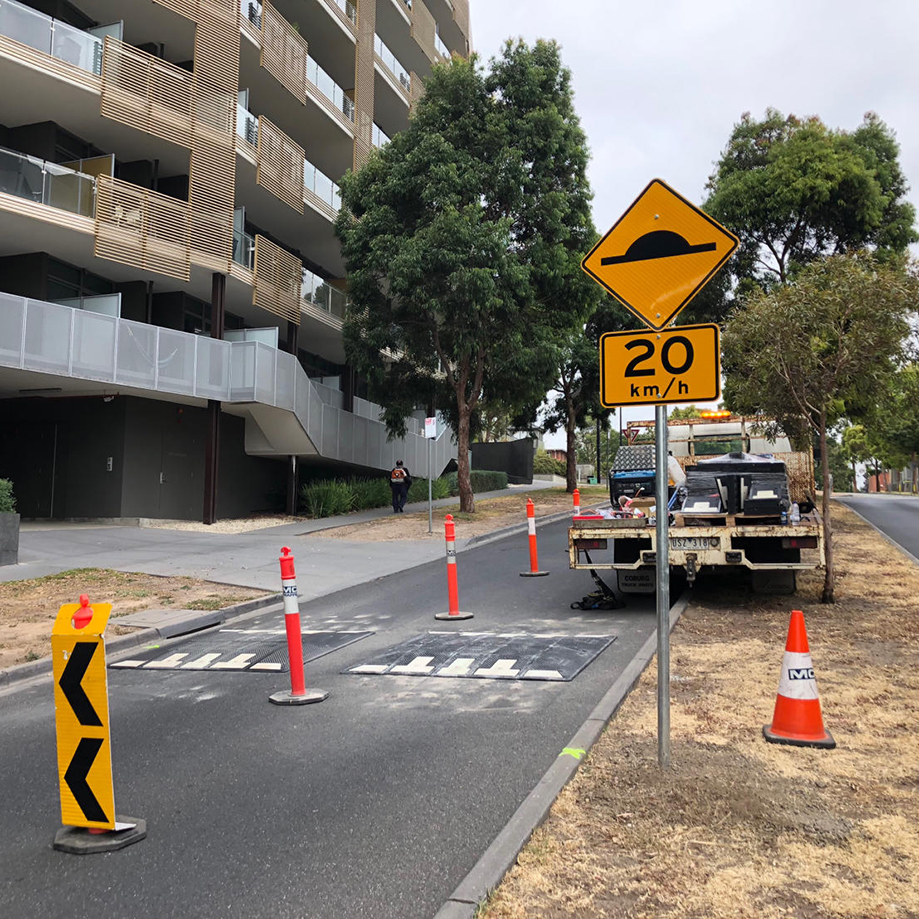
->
[670,536,720,551]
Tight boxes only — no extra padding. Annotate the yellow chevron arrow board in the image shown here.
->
[52,600,115,830]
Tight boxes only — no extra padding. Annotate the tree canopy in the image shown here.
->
[701,109,917,319]
[335,40,595,511]
[722,253,918,601]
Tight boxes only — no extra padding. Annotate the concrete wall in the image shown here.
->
[471,439,535,485]
[0,396,286,520]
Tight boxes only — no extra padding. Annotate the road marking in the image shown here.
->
[180,653,222,670]
[474,659,520,678]
[523,669,564,680]
[110,660,145,669]
[145,653,189,669]
[211,654,256,670]
[438,658,475,677]
[391,656,435,675]
[350,664,389,674]
[250,662,283,671]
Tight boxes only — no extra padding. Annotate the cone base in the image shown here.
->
[519,571,549,578]
[269,689,329,706]
[763,724,836,749]
[53,817,146,854]
[435,611,474,620]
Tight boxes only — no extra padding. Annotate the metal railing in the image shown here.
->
[232,226,255,269]
[236,101,259,147]
[307,57,355,121]
[0,0,103,74]
[374,33,411,94]
[302,268,347,319]
[0,144,95,217]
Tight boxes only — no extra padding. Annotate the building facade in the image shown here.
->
[0,0,469,520]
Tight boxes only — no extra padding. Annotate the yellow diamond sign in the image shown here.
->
[582,179,738,331]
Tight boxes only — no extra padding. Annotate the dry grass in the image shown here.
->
[482,502,919,919]
[312,486,610,541]
[0,569,268,668]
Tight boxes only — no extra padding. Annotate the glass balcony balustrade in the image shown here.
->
[0,145,95,217]
[307,56,355,122]
[371,123,391,148]
[435,32,449,58]
[303,159,341,211]
[236,102,260,147]
[329,0,357,24]
[0,0,103,74]
[374,34,411,95]
[232,227,255,269]
[302,268,347,319]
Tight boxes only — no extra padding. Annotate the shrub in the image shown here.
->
[0,479,15,513]
[407,477,451,503]
[533,451,565,476]
[444,470,509,495]
[349,478,391,510]
[299,479,353,518]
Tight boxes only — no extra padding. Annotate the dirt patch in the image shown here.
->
[0,569,269,669]
[482,502,919,919]
[144,514,307,534]
[312,487,611,542]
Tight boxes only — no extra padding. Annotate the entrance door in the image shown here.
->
[1,423,58,518]
[158,421,200,520]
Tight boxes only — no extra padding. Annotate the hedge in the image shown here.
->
[0,479,15,513]
[298,471,507,518]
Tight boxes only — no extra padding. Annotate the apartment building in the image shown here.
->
[0,0,469,520]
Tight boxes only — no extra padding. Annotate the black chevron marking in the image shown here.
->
[64,737,109,824]
[59,642,102,727]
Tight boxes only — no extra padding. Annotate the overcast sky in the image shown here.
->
[469,0,919,449]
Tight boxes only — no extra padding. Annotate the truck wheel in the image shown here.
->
[751,570,797,595]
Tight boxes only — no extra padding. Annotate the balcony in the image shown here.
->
[374,33,411,96]
[302,267,347,320]
[435,31,449,59]
[236,101,260,149]
[0,144,95,218]
[233,224,255,270]
[307,55,355,122]
[328,0,356,25]
[0,291,457,473]
[0,0,103,75]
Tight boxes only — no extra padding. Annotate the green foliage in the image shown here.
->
[299,480,354,518]
[703,109,918,318]
[349,477,392,510]
[0,479,15,513]
[335,40,595,511]
[444,470,508,494]
[533,451,565,476]
[407,477,451,503]
[668,405,707,421]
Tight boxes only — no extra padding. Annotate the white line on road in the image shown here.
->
[438,658,476,677]
[350,664,389,674]
[211,654,256,670]
[522,669,564,680]
[110,660,145,668]
[475,659,521,678]
[180,653,222,670]
[250,662,283,671]
[391,656,435,675]
[145,653,190,669]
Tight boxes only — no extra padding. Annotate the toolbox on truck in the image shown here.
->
[608,444,656,504]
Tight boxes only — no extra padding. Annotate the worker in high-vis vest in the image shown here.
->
[389,460,412,513]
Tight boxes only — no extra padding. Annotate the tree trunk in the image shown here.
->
[565,405,578,493]
[456,408,474,514]
[819,416,834,603]
[851,460,857,493]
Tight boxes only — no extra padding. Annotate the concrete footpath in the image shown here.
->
[2,483,558,595]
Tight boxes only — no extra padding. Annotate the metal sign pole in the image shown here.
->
[654,403,671,768]
[428,434,433,535]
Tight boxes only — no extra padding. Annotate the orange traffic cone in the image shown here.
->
[763,609,836,749]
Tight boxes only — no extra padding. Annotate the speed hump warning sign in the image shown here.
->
[582,179,738,331]
[600,324,720,407]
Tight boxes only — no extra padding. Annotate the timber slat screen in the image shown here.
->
[410,0,437,63]
[261,0,309,104]
[101,38,195,147]
[94,176,192,281]
[253,235,302,324]
[353,0,375,170]
[256,117,305,212]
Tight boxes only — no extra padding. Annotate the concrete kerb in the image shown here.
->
[433,592,691,919]
[0,593,282,691]
[463,509,576,550]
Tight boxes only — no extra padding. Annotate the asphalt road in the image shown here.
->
[0,519,658,919]
[835,493,919,562]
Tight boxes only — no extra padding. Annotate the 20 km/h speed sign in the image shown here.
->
[600,324,720,407]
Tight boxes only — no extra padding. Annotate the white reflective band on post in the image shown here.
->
[446,542,456,564]
[527,518,536,536]
[776,650,820,700]
[282,578,299,616]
